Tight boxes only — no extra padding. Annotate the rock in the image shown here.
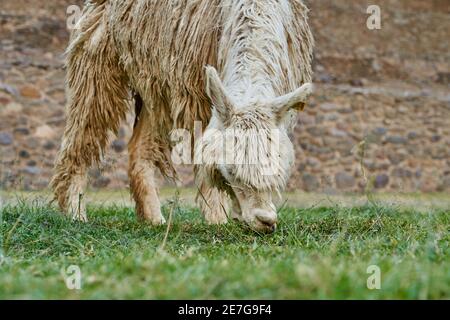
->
[0,132,13,145]
[337,107,353,114]
[14,127,30,135]
[371,59,382,72]
[302,173,320,192]
[386,135,407,145]
[43,159,55,167]
[324,137,354,155]
[112,139,127,153]
[315,64,325,73]
[315,115,325,124]
[374,174,389,189]
[437,176,450,191]
[46,116,65,127]
[398,106,409,113]
[2,102,24,114]
[23,166,41,176]
[407,131,419,140]
[415,170,422,178]
[420,179,437,193]
[323,113,339,121]
[363,160,390,171]
[35,125,56,139]
[320,103,339,112]
[43,140,56,150]
[19,150,30,158]
[116,173,129,184]
[388,152,406,165]
[306,126,326,136]
[373,127,387,136]
[25,138,39,149]
[431,135,441,143]
[0,96,11,105]
[306,157,320,168]
[335,171,355,189]
[316,73,335,84]
[88,168,102,179]
[392,168,412,178]
[27,160,38,167]
[20,85,42,100]
[330,128,348,138]
[300,114,315,125]
[430,146,448,160]
[350,79,364,86]
[92,176,111,189]
[0,83,18,96]
[436,72,450,84]
[33,179,50,190]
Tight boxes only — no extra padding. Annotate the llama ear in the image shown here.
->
[205,66,234,121]
[269,83,313,119]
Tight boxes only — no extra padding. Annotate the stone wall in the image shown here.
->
[0,0,449,193]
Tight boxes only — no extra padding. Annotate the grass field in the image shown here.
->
[0,193,449,299]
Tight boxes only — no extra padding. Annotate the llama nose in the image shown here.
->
[254,210,278,232]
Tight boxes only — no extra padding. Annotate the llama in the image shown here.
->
[51,0,314,232]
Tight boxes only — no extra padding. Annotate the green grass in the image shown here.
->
[0,199,449,299]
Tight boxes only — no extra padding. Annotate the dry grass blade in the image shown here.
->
[160,190,180,251]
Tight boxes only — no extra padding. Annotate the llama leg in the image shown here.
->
[51,13,129,221]
[66,172,88,222]
[197,182,229,224]
[196,167,229,224]
[128,106,165,225]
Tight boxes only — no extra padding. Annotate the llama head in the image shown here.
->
[197,66,313,233]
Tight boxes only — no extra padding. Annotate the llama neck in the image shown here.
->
[219,0,292,107]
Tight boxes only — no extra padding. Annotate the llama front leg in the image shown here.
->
[128,107,165,225]
[52,156,89,222]
[128,159,165,226]
[66,172,88,222]
[198,183,229,224]
[51,13,129,221]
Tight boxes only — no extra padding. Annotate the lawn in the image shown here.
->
[0,195,449,299]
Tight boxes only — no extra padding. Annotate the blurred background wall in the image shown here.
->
[0,0,449,193]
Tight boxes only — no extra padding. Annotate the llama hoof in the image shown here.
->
[155,215,166,226]
[68,205,87,222]
[206,215,228,225]
[143,214,166,226]
[72,213,88,223]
